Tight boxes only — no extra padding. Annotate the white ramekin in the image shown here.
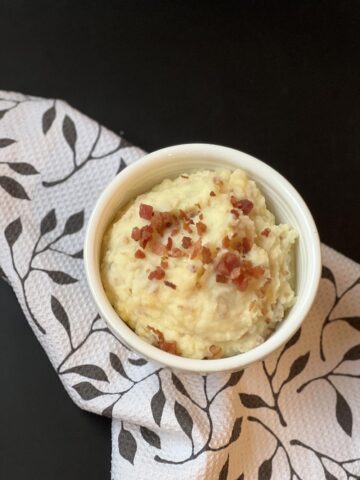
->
[84,144,321,374]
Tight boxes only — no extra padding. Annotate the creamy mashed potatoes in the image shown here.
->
[101,169,297,359]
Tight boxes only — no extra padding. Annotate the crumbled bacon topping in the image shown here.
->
[210,190,216,197]
[139,203,153,220]
[232,274,249,291]
[171,248,186,257]
[171,227,180,236]
[166,237,173,250]
[131,226,141,241]
[242,237,252,254]
[148,326,178,354]
[148,266,165,280]
[230,196,254,215]
[183,221,193,233]
[196,221,207,235]
[164,280,176,289]
[160,258,169,269]
[216,274,228,283]
[182,236,192,249]
[151,241,167,256]
[201,246,212,264]
[179,209,188,220]
[222,235,230,248]
[135,249,145,259]
[249,265,265,278]
[261,228,271,237]
[191,239,202,259]
[139,225,153,248]
[230,208,240,219]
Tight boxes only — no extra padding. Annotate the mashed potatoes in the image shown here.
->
[101,169,297,359]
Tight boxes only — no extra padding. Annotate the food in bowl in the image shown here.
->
[100,169,298,359]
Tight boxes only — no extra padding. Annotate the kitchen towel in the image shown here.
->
[0,90,359,480]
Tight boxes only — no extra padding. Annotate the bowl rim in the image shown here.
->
[84,143,321,373]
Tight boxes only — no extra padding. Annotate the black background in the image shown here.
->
[1,1,359,479]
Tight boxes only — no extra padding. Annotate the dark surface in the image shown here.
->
[0,1,359,479]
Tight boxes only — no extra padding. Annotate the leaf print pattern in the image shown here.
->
[0,91,360,479]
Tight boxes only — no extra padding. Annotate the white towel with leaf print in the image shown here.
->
[0,90,359,480]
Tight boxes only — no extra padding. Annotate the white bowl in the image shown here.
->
[84,144,321,374]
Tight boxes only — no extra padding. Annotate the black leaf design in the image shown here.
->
[324,467,338,480]
[174,401,193,439]
[5,217,22,247]
[51,295,71,340]
[342,317,360,331]
[343,344,360,361]
[239,393,268,409]
[72,382,104,400]
[110,352,130,379]
[0,110,7,119]
[151,386,166,426]
[116,157,127,174]
[258,457,272,480]
[236,475,244,480]
[71,249,83,259]
[62,115,77,152]
[218,456,229,480]
[283,327,302,351]
[63,210,84,235]
[8,163,39,175]
[118,425,137,465]
[62,364,108,382]
[283,352,310,384]
[128,357,148,366]
[45,270,78,284]
[42,105,56,134]
[40,209,57,235]
[224,370,244,388]
[0,176,29,200]
[335,389,353,436]
[230,417,243,442]
[140,426,161,449]
[322,265,336,285]
[0,138,16,148]
[102,402,115,418]
[172,373,191,399]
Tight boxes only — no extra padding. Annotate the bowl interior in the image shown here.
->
[85,144,320,373]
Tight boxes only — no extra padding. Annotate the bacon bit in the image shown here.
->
[261,228,271,237]
[199,213,204,220]
[201,246,212,264]
[230,208,240,219]
[131,226,141,241]
[184,221,193,233]
[249,266,265,279]
[179,209,188,220]
[152,241,167,256]
[166,237,173,250]
[182,236,192,249]
[160,258,169,269]
[230,266,242,280]
[171,227,180,236]
[148,326,178,354]
[210,190,216,197]
[232,274,249,291]
[139,203,153,220]
[191,239,202,259]
[216,274,228,283]
[196,221,207,235]
[161,212,175,228]
[148,266,165,280]
[164,280,177,289]
[171,248,186,258]
[135,249,145,259]
[230,196,254,215]
[181,175,189,179]
[139,225,153,248]
[242,237,252,254]
[222,235,230,248]
[209,345,222,358]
